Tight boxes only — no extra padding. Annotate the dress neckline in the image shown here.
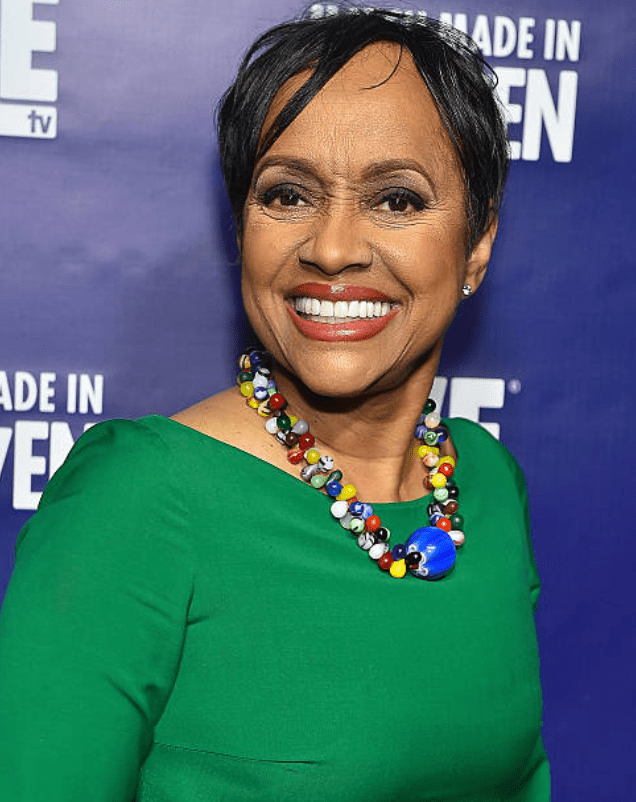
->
[140,413,464,512]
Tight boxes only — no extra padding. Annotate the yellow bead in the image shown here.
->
[247,397,259,409]
[418,444,440,458]
[239,381,254,398]
[390,558,407,578]
[336,484,357,501]
[257,401,271,417]
[306,448,320,465]
[431,472,447,488]
[439,456,456,467]
[288,414,298,427]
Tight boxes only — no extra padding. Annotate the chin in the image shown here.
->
[284,348,418,401]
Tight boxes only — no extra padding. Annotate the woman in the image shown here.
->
[0,7,550,801]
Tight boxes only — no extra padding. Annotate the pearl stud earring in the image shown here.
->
[462,284,472,297]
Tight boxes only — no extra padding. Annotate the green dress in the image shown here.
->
[0,415,550,801]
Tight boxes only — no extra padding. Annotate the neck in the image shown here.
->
[272,347,442,503]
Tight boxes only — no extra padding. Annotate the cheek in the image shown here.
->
[380,227,466,293]
[240,213,301,288]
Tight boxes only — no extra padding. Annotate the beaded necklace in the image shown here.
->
[237,349,465,580]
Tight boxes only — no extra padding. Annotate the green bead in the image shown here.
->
[450,513,464,529]
[433,487,449,502]
[238,370,253,383]
[423,399,436,414]
[424,430,439,446]
[326,470,343,483]
[350,517,365,534]
[311,474,328,489]
[276,414,291,431]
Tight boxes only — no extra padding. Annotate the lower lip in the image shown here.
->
[286,305,399,342]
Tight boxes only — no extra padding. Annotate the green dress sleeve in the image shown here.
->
[0,419,194,801]
[507,445,542,613]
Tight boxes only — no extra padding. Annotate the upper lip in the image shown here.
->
[288,282,394,302]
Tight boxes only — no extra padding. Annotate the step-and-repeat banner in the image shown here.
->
[1,1,634,797]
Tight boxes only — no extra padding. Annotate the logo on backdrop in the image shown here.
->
[0,0,59,139]
[0,370,516,512]
[310,5,581,162]
[0,370,103,511]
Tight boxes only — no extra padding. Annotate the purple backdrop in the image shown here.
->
[1,1,634,798]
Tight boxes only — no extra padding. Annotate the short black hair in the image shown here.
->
[218,4,509,249]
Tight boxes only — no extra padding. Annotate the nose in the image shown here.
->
[298,206,373,275]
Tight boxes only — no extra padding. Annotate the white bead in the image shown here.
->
[253,371,269,389]
[357,532,374,550]
[265,417,279,434]
[300,465,315,481]
[449,529,465,547]
[330,500,349,519]
[292,419,309,435]
[339,512,353,530]
[425,412,441,429]
[369,542,389,560]
[318,456,334,472]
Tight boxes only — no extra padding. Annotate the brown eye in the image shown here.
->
[375,189,426,214]
[279,189,301,206]
[260,185,308,208]
[388,195,409,212]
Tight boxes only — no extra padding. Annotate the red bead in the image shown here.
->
[298,433,315,449]
[378,552,394,571]
[436,516,452,532]
[287,448,305,464]
[365,515,381,532]
[438,462,454,478]
[269,393,286,410]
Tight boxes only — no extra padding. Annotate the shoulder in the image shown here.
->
[40,417,181,509]
[447,416,527,496]
[14,416,197,579]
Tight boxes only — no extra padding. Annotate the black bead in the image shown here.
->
[375,527,390,542]
[435,426,449,443]
[446,485,459,499]
[405,551,422,567]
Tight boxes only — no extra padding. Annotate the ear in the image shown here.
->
[464,214,498,295]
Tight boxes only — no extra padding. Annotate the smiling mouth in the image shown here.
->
[292,296,399,324]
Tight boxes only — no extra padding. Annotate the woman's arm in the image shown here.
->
[0,419,194,801]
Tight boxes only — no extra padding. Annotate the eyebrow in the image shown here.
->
[253,155,437,199]
[361,159,437,197]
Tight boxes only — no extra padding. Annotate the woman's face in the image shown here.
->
[241,42,495,398]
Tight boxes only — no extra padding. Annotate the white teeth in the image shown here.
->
[334,301,347,318]
[320,300,334,316]
[293,296,396,322]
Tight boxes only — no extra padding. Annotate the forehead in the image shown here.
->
[259,42,462,187]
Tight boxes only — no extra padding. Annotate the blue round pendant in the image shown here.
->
[406,526,457,580]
